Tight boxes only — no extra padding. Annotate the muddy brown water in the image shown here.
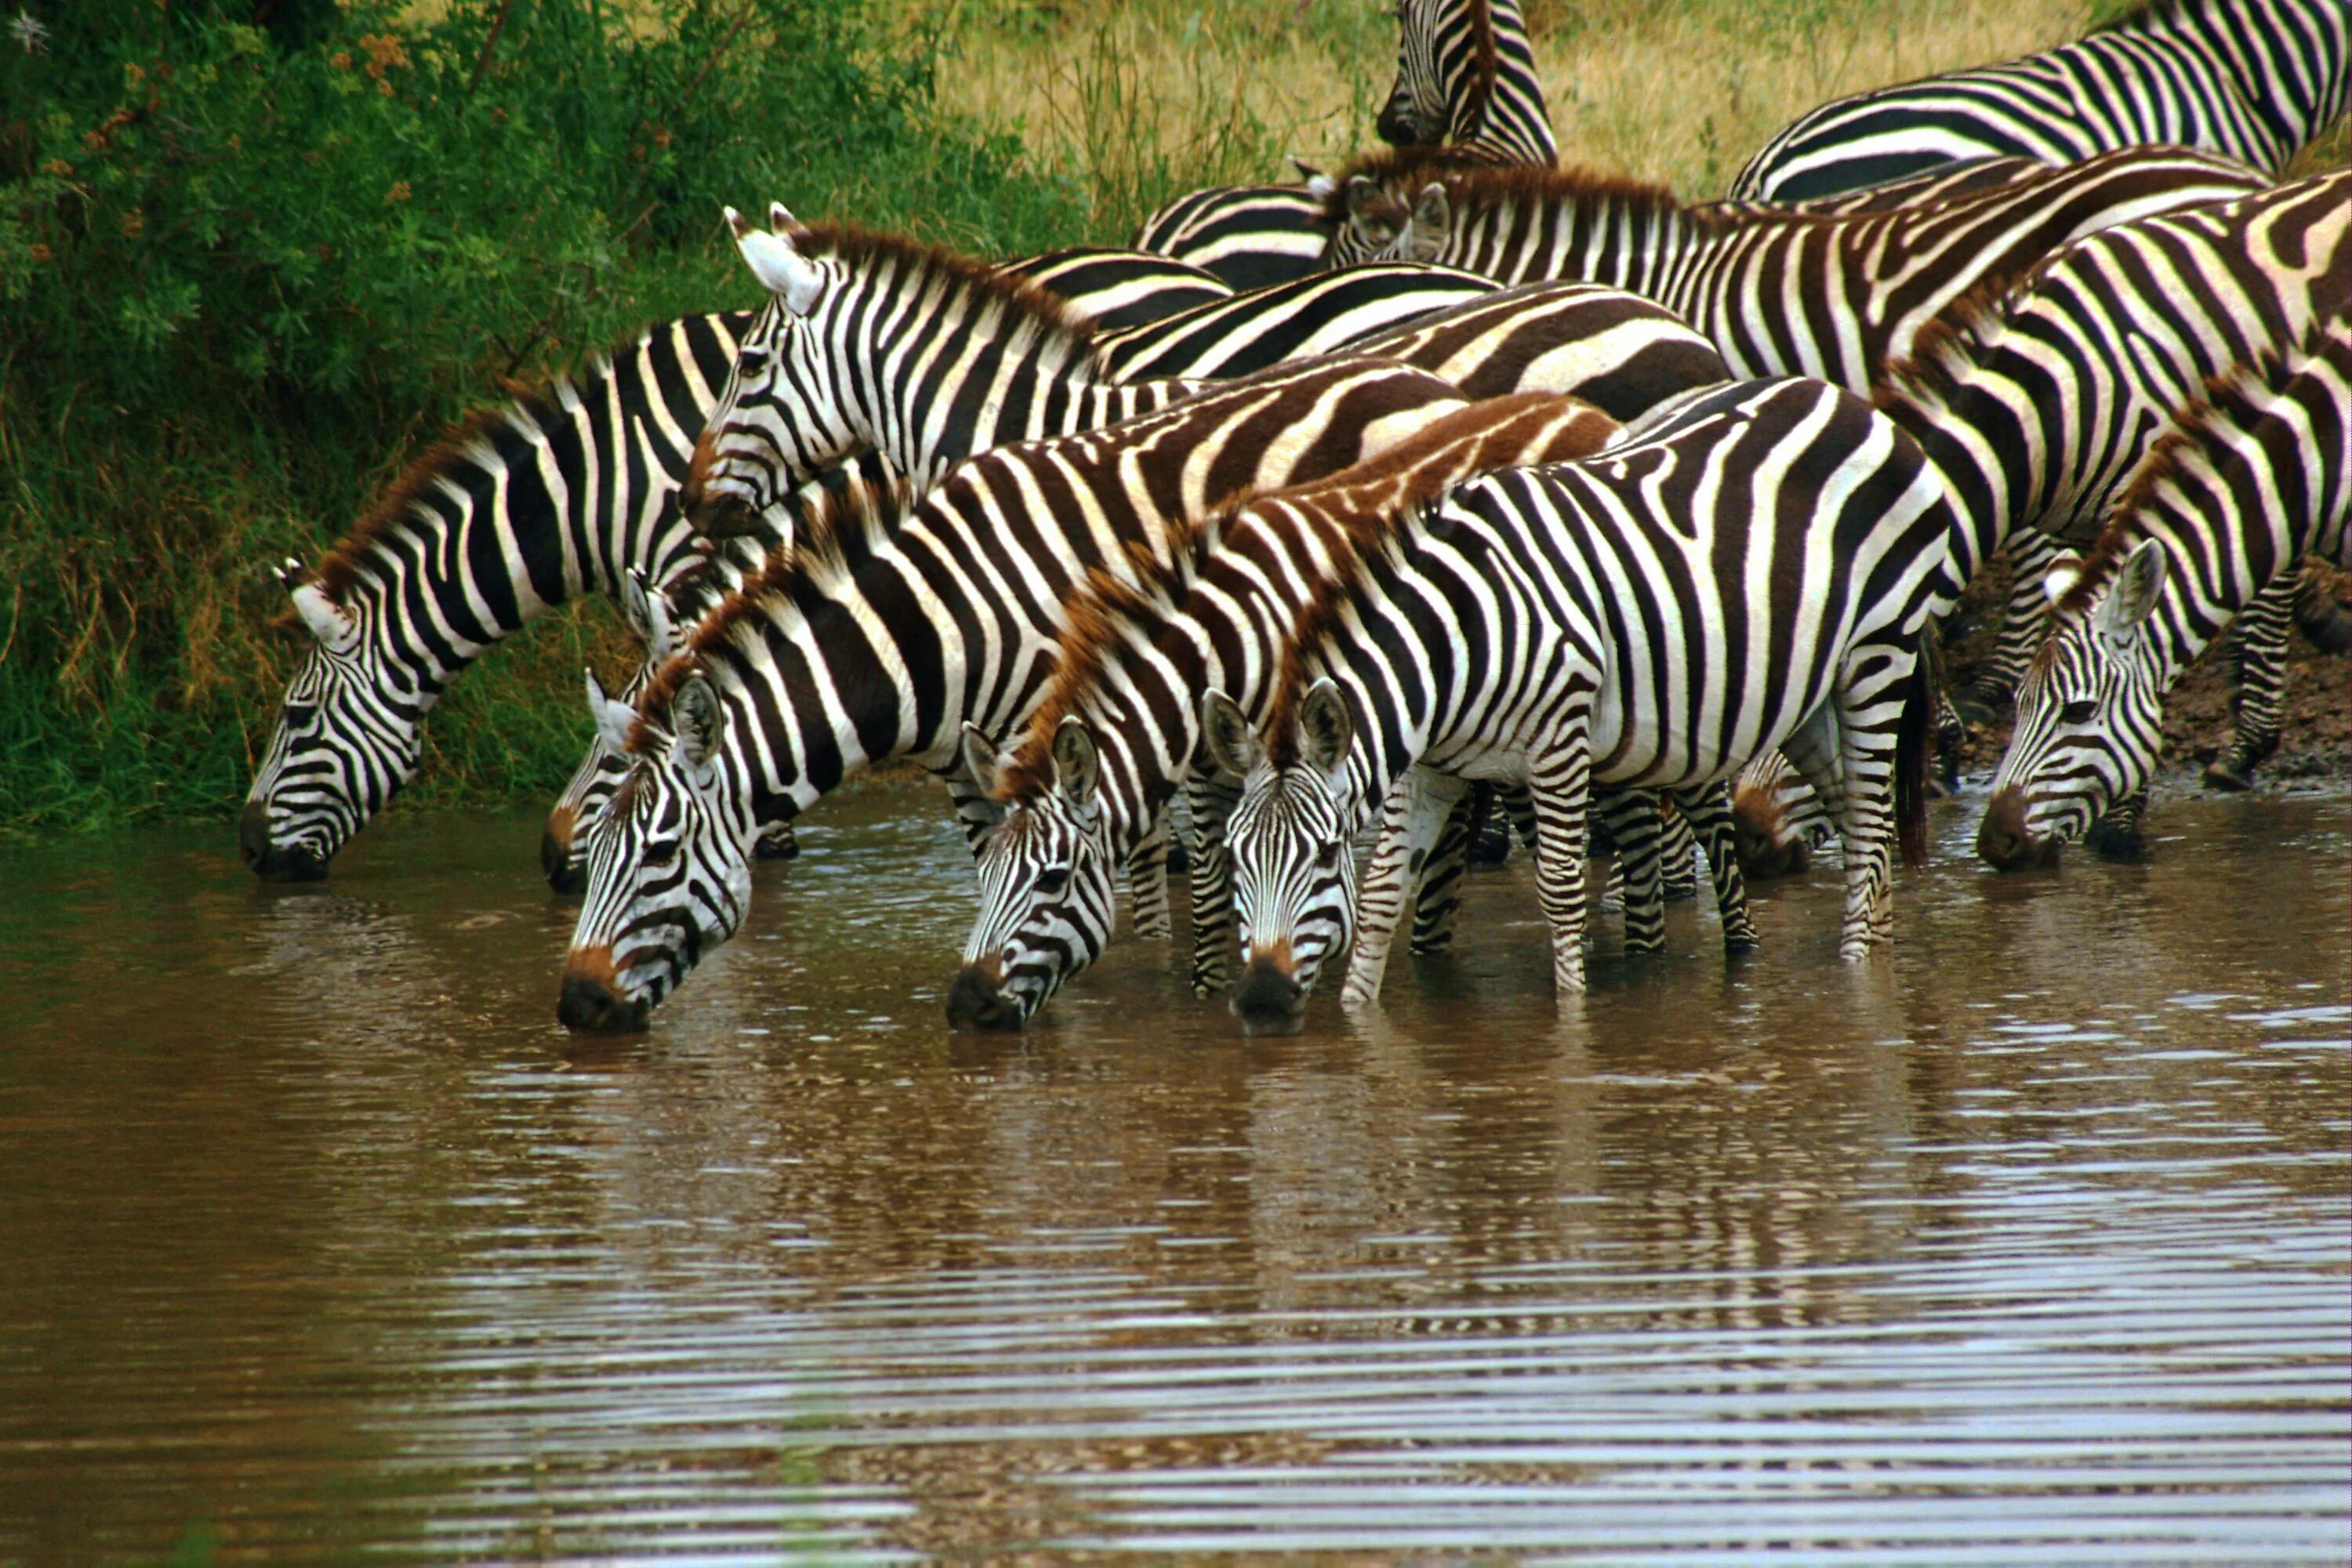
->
[2,780,2346,1563]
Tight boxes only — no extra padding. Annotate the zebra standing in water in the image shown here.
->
[557,357,1475,1033]
[1207,376,1955,1032]
[1319,144,2270,385]
[1869,172,2351,825]
[1730,0,2350,203]
[1979,313,2350,869]
[1131,0,1557,288]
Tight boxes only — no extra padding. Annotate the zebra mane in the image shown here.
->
[1871,278,2023,416]
[2049,340,2299,627]
[296,365,601,611]
[1327,154,1727,234]
[996,568,1174,800]
[1461,0,1502,136]
[626,470,918,750]
[793,221,1099,359]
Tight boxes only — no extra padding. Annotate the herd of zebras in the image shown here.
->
[237,0,2350,1036]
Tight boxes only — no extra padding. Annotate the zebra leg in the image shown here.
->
[1342,768,1469,1010]
[1962,529,2063,723]
[1660,798,1700,902]
[2204,573,2294,791]
[753,822,801,861]
[1673,782,1760,956]
[1525,731,1597,1000]
[1505,784,1539,851]
[1828,677,1907,960]
[1465,782,1512,866]
[1595,790,1668,955]
[2292,557,2352,656]
[1409,786,1480,956]
[1125,804,1174,941]
[1185,774,1243,997]
[2085,789,2154,864]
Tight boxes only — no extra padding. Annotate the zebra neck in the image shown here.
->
[1879,363,2073,588]
[1454,0,1556,166]
[2166,0,2347,150]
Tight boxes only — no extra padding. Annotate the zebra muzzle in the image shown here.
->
[1231,949,1305,1036]
[946,957,1023,1033]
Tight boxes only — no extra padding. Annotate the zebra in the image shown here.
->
[945,394,1637,1031]
[1203,376,1958,1031]
[1319,144,2272,387]
[1377,0,1558,167]
[1126,0,1558,291]
[1729,0,2352,204]
[1978,311,2350,869]
[556,354,1479,1033]
[245,241,1239,885]
[1870,172,2351,833]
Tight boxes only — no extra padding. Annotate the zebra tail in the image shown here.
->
[1893,638,1936,872]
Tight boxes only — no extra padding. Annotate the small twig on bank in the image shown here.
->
[466,0,516,97]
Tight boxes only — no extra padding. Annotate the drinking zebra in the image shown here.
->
[1730,0,2351,203]
[946,394,1675,1031]
[244,246,1239,884]
[1979,312,2350,869]
[1208,376,1956,1030]
[557,356,1476,1033]
[1130,0,1556,289]
[1320,144,2270,387]
[1871,172,2351,825]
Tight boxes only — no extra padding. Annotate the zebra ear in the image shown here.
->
[586,668,638,752]
[1344,176,1398,248]
[960,721,1003,797]
[2096,539,2166,644]
[1292,158,1334,199]
[670,674,726,772]
[1199,689,1261,777]
[289,580,358,654]
[2042,553,2083,609]
[1051,717,1100,809]
[767,200,802,234]
[622,568,676,660]
[1297,678,1354,775]
[1404,183,1450,263]
[731,211,826,316]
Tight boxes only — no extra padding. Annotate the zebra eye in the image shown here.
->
[1315,842,1342,871]
[2058,699,2099,725]
[282,703,316,730]
[644,838,680,867]
[1035,868,1070,896]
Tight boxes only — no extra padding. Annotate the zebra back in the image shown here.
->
[1730,0,2352,202]
[996,246,1232,331]
[1129,185,1334,292]
[1091,261,1499,379]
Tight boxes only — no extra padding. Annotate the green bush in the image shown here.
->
[0,0,1094,831]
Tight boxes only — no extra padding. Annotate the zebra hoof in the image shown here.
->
[1662,877,1699,903]
[1722,932,1761,956]
[2201,755,2257,793]
[1164,840,1191,876]
[2085,818,2152,864]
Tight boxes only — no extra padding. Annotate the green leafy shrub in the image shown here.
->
[0,0,1093,830]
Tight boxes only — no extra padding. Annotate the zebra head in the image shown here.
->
[1979,541,2168,870]
[684,204,859,539]
[947,720,1117,1032]
[1329,177,1451,269]
[241,560,426,881]
[1377,0,1461,147]
[1203,683,1360,1037]
[543,569,676,895]
[558,673,754,1034]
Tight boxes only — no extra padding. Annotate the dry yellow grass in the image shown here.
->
[907,0,2114,237]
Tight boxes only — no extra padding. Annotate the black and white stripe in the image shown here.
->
[1377,0,1559,167]
[1208,376,1956,1029]
[557,356,1477,1033]
[1323,144,2271,388]
[1730,0,2352,203]
[1873,172,2352,736]
[1979,311,2350,869]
